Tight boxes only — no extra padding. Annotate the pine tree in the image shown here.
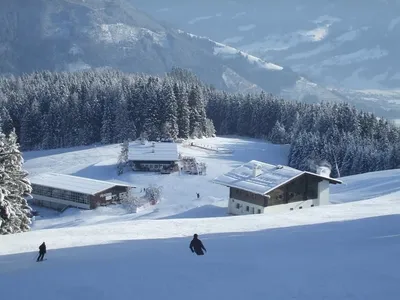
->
[269,121,287,144]
[0,129,32,234]
[174,83,190,139]
[117,140,129,175]
[114,94,136,143]
[101,98,115,144]
[188,85,207,137]
[160,80,178,140]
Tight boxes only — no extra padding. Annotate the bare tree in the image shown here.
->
[120,188,141,213]
[144,184,163,204]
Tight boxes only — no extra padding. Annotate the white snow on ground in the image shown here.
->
[188,14,222,25]
[313,15,341,24]
[2,136,400,300]
[213,42,283,70]
[232,11,246,19]
[188,15,213,25]
[24,137,289,229]
[222,36,244,44]
[299,26,329,42]
[241,26,330,53]
[238,24,256,32]
[97,24,166,45]
[321,46,388,66]
[388,16,400,31]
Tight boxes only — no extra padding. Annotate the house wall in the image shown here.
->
[227,174,327,215]
[91,186,131,209]
[30,194,90,210]
[313,180,330,206]
[266,174,320,206]
[31,184,91,210]
[130,160,177,172]
[229,187,268,207]
[228,198,264,215]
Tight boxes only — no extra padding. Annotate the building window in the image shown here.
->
[246,206,249,212]
[257,209,261,214]
[236,203,240,209]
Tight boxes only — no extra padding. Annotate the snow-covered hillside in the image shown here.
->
[1,136,400,299]
[17,136,400,229]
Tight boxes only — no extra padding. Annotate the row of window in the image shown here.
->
[32,184,90,204]
[234,201,262,214]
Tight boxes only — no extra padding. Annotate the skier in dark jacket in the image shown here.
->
[37,242,46,262]
[189,234,206,255]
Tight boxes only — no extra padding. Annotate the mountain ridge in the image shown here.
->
[0,0,345,104]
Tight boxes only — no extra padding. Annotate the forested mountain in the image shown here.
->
[132,0,400,120]
[134,0,400,90]
[1,68,399,178]
[0,0,344,102]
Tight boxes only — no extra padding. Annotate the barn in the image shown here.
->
[213,160,342,215]
[29,173,134,211]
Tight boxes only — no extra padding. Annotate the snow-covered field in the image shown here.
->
[1,136,400,300]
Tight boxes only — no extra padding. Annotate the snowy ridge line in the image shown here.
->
[1,196,399,256]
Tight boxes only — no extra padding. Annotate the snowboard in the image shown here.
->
[36,259,47,262]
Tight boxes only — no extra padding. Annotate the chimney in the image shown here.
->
[316,166,331,177]
[252,164,262,177]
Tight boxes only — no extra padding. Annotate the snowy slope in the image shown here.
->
[1,136,400,299]
[19,136,400,230]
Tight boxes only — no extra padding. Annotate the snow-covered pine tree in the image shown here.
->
[117,140,129,175]
[20,100,42,150]
[0,107,14,136]
[188,84,206,138]
[204,118,216,137]
[113,93,136,143]
[174,83,190,139]
[0,129,32,235]
[101,98,115,144]
[269,121,287,144]
[143,78,161,140]
[160,80,178,140]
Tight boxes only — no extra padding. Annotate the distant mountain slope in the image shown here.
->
[132,0,400,90]
[0,0,343,102]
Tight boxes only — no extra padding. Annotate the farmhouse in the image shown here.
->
[29,173,134,211]
[213,160,342,215]
[128,141,179,172]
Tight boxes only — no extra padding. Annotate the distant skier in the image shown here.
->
[37,242,46,262]
[196,193,200,199]
[189,234,206,255]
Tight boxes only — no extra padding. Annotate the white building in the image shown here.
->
[128,141,179,172]
[29,173,134,211]
[213,160,342,215]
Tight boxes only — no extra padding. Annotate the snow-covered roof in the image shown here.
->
[29,173,133,196]
[128,141,179,162]
[213,160,342,195]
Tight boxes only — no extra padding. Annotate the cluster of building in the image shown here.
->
[29,141,342,216]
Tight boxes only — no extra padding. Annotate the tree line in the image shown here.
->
[1,68,399,179]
